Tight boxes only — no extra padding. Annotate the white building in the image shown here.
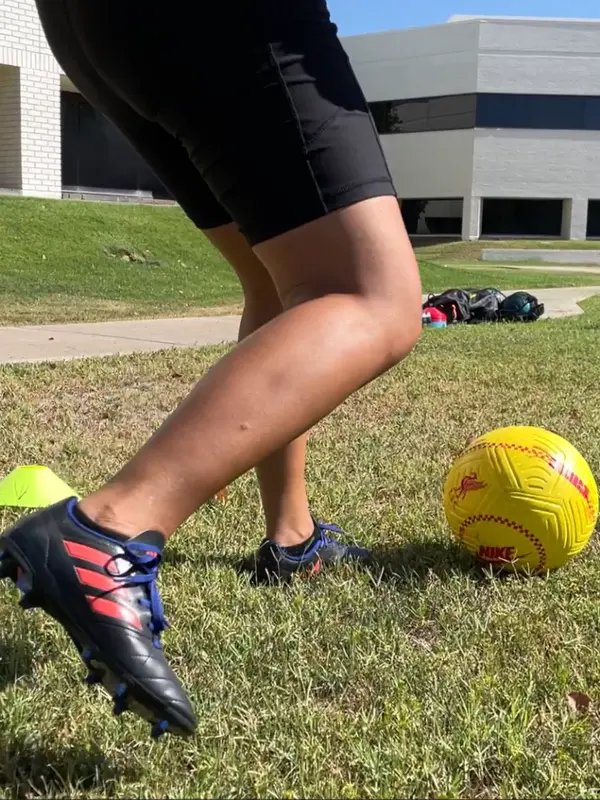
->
[344,15,600,240]
[1,2,600,239]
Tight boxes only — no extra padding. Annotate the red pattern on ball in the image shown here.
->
[462,440,595,519]
[457,513,547,571]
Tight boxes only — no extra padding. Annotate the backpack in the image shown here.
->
[499,292,545,322]
[422,289,472,324]
[465,288,506,324]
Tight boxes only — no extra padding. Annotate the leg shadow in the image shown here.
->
[0,632,35,691]
[0,732,132,799]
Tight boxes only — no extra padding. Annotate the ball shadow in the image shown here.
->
[366,537,481,585]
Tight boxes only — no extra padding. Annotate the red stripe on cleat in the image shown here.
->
[86,595,143,630]
[309,557,322,577]
[75,566,120,594]
[64,540,110,568]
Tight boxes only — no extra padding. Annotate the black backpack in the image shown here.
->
[423,287,506,324]
[499,292,545,322]
[465,288,506,324]
[422,289,472,324]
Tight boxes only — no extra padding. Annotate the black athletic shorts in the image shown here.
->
[36,0,397,246]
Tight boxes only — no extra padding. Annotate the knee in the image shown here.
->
[367,291,422,370]
[280,280,422,372]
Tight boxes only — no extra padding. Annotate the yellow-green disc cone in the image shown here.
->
[0,466,79,508]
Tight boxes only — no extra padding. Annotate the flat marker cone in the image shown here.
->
[0,465,79,508]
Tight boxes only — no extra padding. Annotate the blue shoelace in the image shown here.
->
[316,521,345,545]
[110,541,168,648]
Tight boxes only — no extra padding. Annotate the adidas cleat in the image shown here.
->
[0,498,197,738]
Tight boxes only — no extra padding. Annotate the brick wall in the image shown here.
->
[19,68,61,196]
[0,0,62,196]
[0,0,60,72]
[0,65,22,189]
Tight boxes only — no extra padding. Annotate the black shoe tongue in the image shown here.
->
[131,529,166,552]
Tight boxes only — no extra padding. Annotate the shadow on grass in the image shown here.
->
[231,536,483,588]
[167,536,529,588]
[367,538,478,584]
[0,733,130,799]
[0,632,34,691]
[163,549,241,570]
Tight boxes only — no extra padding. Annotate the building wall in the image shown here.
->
[380,129,475,199]
[472,129,600,198]
[475,18,600,95]
[344,17,600,238]
[0,65,22,189]
[0,0,62,196]
[342,21,480,101]
[0,0,60,73]
[344,23,479,201]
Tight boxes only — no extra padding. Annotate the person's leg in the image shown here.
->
[79,195,421,538]
[205,223,313,547]
[65,0,422,537]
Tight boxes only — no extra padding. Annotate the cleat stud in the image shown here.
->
[18,592,39,610]
[15,575,31,593]
[151,720,169,739]
[85,671,103,686]
[112,685,129,717]
[0,557,17,581]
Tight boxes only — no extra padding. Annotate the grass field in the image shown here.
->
[2,197,600,325]
[0,299,599,797]
[414,238,600,263]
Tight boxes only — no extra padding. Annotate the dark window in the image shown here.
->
[482,199,564,237]
[400,198,463,235]
[61,91,170,196]
[587,201,600,238]
[583,98,600,131]
[370,93,600,134]
[476,94,586,130]
[369,94,476,134]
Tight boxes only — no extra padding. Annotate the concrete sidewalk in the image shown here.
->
[0,286,599,365]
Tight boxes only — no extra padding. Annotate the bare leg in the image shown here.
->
[79,197,422,539]
[205,224,313,547]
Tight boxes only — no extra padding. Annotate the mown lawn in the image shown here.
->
[414,238,600,263]
[2,197,600,325]
[0,298,599,797]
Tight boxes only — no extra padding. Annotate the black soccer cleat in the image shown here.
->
[250,520,371,583]
[0,498,197,739]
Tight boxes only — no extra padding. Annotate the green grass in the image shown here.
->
[0,196,243,325]
[414,238,600,263]
[1,300,600,797]
[2,197,600,326]
[416,261,600,294]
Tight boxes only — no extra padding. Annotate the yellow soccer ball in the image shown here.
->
[443,426,598,572]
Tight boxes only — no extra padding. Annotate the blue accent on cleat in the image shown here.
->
[112,683,129,716]
[15,575,30,592]
[151,720,169,739]
[81,648,92,665]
